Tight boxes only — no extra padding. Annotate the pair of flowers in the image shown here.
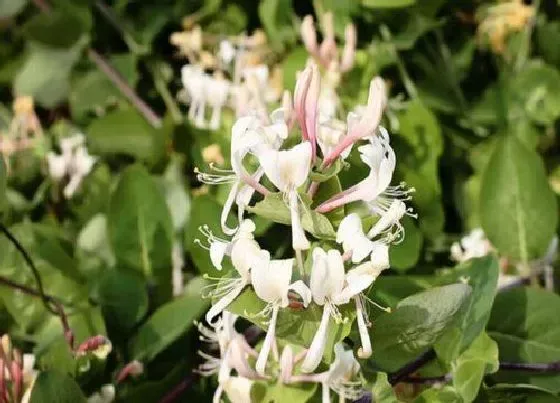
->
[197,312,365,403]
[47,133,98,199]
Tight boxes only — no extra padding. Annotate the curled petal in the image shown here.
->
[301,15,319,57]
[355,297,372,359]
[301,305,331,373]
[340,24,357,73]
[255,305,279,375]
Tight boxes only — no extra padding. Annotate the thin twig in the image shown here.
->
[158,375,197,403]
[388,349,437,385]
[500,361,560,372]
[0,224,74,348]
[87,49,162,128]
[31,0,162,129]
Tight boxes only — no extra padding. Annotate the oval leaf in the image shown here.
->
[480,135,558,262]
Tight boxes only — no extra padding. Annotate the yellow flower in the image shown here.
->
[202,144,225,166]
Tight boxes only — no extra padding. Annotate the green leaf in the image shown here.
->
[480,135,558,262]
[185,194,227,275]
[70,54,138,120]
[308,159,343,183]
[435,256,499,362]
[313,175,345,227]
[249,193,336,240]
[487,287,560,392]
[511,62,560,125]
[35,336,76,376]
[87,109,165,163]
[108,164,174,305]
[129,277,209,362]
[389,216,423,271]
[452,332,499,403]
[414,386,460,403]
[283,47,308,92]
[258,0,295,46]
[0,156,6,213]
[370,283,472,372]
[29,371,86,403]
[228,288,354,363]
[255,381,317,403]
[371,372,399,403]
[396,99,444,238]
[23,9,88,49]
[0,0,27,17]
[477,384,560,402]
[362,0,416,8]
[14,41,84,108]
[98,270,148,335]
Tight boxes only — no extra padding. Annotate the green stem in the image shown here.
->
[380,25,418,99]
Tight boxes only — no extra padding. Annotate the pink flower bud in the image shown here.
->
[340,23,357,73]
[319,12,337,67]
[301,15,318,57]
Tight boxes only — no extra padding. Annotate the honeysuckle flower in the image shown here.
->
[181,64,207,127]
[476,0,534,54]
[198,220,265,323]
[197,113,287,234]
[317,129,415,240]
[300,13,356,74]
[292,343,364,403]
[450,228,493,263]
[47,135,97,199]
[294,64,320,158]
[250,253,311,375]
[258,142,312,250]
[170,25,202,59]
[206,73,231,130]
[322,78,388,167]
[196,313,261,403]
[87,384,115,403]
[301,248,348,373]
[63,146,97,199]
[219,40,236,65]
[220,376,253,403]
[336,213,390,264]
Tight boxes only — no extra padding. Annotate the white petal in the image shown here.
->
[301,305,330,373]
[223,377,253,403]
[230,238,262,280]
[288,280,312,307]
[336,213,374,263]
[289,191,310,250]
[205,283,245,324]
[251,255,293,304]
[210,240,229,271]
[367,200,406,239]
[355,297,372,359]
[309,248,329,304]
[255,305,279,375]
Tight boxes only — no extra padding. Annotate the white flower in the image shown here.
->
[301,248,347,373]
[197,220,265,324]
[258,142,312,250]
[181,65,207,128]
[250,254,310,375]
[48,135,97,199]
[196,313,261,403]
[197,113,287,235]
[291,343,364,403]
[87,384,115,403]
[46,152,67,180]
[220,376,253,403]
[318,128,414,242]
[219,40,236,65]
[451,228,492,262]
[206,75,231,130]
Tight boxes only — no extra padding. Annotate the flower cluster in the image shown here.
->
[172,25,282,130]
[192,57,416,400]
[0,335,37,403]
[46,133,98,199]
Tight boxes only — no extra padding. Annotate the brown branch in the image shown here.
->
[158,374,197,403]
[87,49,162,128]
[31,0,162,129]
[0,225,74,349]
